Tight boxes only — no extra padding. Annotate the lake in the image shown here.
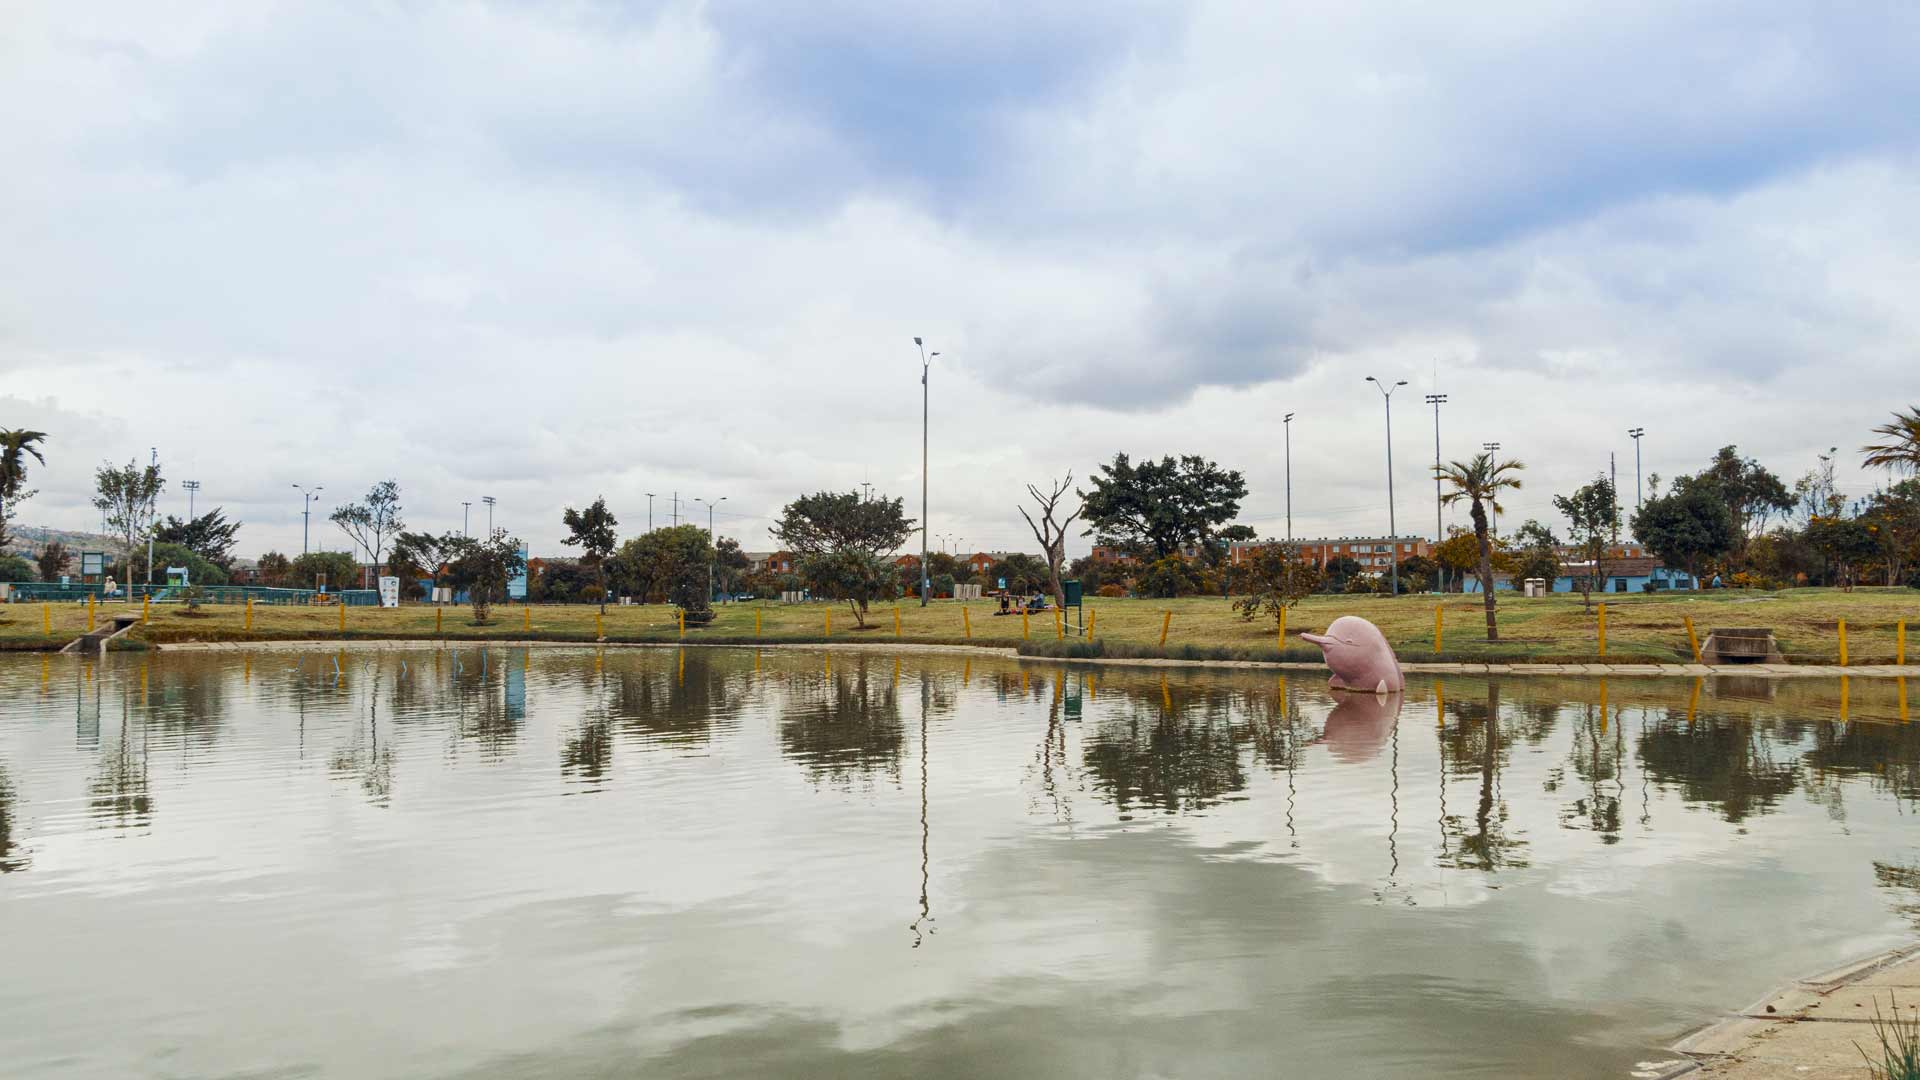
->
[1,647,1916,1078]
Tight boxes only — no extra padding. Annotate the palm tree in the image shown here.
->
[0,428,49,549]
[1435,452,1526,641]
[1862,406,1920,475]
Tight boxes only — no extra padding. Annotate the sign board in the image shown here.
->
[80,551,105,578]
[378,576,401,609]
[507,545,529,601]
[998,577,1007,589]
[432,587,453,604]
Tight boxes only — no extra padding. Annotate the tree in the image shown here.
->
[445,529,526,623]
[1862,406,1920,475]
[1433,528,1483,593]
[1805,514,1877,592]
[0,428,48,553]
[147,541,229,587]
[561,496,619,613]
[289,551,360,593]
[1323,555,1365,593]
[256,551,293,588]
[1631,485,1736,588]
[1506,520,1561,592]
[609,526,715,616]
[155,508,242,572]
[714,537,750,598]
[991,553,1050,593]
[92,457,165,586]
[389,530,461,600]
[1435,452,1526,640]
[1862,481,1920,586]
[1695,446,1793,568]
[329,480,404,591]
[1395,553,1440,594]
[1079,453,1246,560]
[1231,544,1323,628]
[1135,554,1204,598]
[770,491,915,628]
[36,541,68,582]
[1553,475,1618,610]
[0,553,31,582]
[1019,473,1084,610]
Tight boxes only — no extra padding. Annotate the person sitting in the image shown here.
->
[998,594,1012,615]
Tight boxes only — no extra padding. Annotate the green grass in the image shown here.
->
[3,586,1915,664]
[1861,993,1920,1080]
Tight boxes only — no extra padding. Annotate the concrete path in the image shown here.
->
[1664,944,1920,1077]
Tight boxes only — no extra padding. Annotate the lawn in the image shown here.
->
[4,586,1914,664]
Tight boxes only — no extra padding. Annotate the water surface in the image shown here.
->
[1,648,1917,1078]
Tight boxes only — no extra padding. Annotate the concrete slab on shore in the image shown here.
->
[1671,944,1920,1077]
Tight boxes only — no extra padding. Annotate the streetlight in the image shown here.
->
[1365,377,1408,596]
[183,479,201,521]
[1283,413,1295,542]
[1424,393,1447,592]
[482,496,496,537]
[696,496,727,602]
[646,492,656,532]
[461,501,472,538]
[293,484,324,555]
[914,337,939,606]
[1482,442,1502,535]
[1627,428,1645,514]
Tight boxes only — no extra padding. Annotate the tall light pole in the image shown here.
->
[1365,377,1408,596]
[1482,442,1502,535]
[461,501,472,538]
[1627,427,1645,514]
[482,496,496,537]
[915,337,937,606]
[1283,413,1295,542]
[183,479,201,521]
[696,496,726,602]
[293,484,323,554]
[646,492,656,532]
[146,447,158,588]
[1425,393,1446,592]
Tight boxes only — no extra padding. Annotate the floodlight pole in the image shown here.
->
[1283,412,1295,542]
[1628,428,1645,514]
[916,337,935,606]
[1366,378,1408,596]
[1425,393,1447,592]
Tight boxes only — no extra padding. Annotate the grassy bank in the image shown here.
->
[4,587,1915,664]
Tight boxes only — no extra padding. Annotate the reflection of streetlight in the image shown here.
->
[1365,377,1408,596]
[911,666,932,947]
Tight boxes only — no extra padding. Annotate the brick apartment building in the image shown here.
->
[1229,536,1433,571]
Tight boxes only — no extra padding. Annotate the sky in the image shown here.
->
[4,1,1918,561]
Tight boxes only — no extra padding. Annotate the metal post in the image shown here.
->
[146,448,157,589]
[1368,378,1407,596]
[646,492,655,532]
[916,338,934,606]
[294,484,323,555]
[1425,393,1446,592]
[462,501,471,538]
[1283,412,1294,542]
[1628,427,1645,515]
[483,495,495,537]
[183,479,200,521]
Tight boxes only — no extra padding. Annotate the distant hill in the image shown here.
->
[3,524,124,558]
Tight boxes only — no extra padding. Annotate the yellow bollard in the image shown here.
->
[596,612,605,639]
[1684,615,1702,664]
[1276,605,1285,654]
[1838,618,1848,667]
[1597,603,1607,659]
[339,602,347,633]
[894,606,901,637]
[754,609,762,638]
[524,605,531,631]
[1433,606,1443,654]
[245,596,254,633]
[87,594,95,632]
[1021,610,1030,640]
[1159,610,1171,647]
[824,608,831,636]
[1899,620,1907,666]
[44,603,52,636]
[436,606,443,634]
[678,609,685,638]
[1087,608,1096,641]
[142,595,150,625]
[963,606,972,639]
[1054,608,1063,641]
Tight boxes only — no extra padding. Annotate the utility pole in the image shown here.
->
[1283,412,1295,542]
[1366,377,1408,596]
[294,484,323,554]
[915,337,937,606]
[1627,427,1645,515]
[183,479,200,521]
[1482,442,1502,535]
[646,492,656,532]
[483,495,496,537]
[1425,393,1446,591]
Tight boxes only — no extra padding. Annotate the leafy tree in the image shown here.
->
[561,496,619,613]
[0,553,33,582]
[1861,481,1920,587]
[1505,520,1561,592]
[1631,485,1736,587]
[714,537,750,598]
[1066,554,1110,595]
[147,541,229,587]
[1553,475,1619,609]
[1432,528,1483,592]
[1322,555,1365,593]
[92,457,165,585]
[990,553,1050,593]
[155,508,242,572]
[1136,554,1204,598]
[1232,544,1323,628]
[1694,446,1793,568]
[0,428,48,552]
[1862,406,1920,475]
[1395,553,1440,594]
[36,541,68,582]
[530,558,597,603]
[770,490,914,627]
[388,530,455,597]
[1019,473,1084,610]
[289,551,360,593]
[1436,452,1526,640]
[610,526,715,616]
[329,480,404,591]
[256,551,293,588]
[1805,514,1878,592]
[445,529,527,623]
[1079,453,1247,560]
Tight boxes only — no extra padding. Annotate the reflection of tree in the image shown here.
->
[328,670,392,804]
[1438,682,1528,871]
[452,659,522,758]
[1082,686,1246,816]
[1804,722,1920,806]
[606,652,739,750]
[1553,702,1623,842]
[88,697,152,828]
[779,656,904,787]
[141,659,229,754]
[1873,861,1920,929]
[563,714,614,787]
[1637,714,1796,823]
[1025,673,1083,825]
[0,763,24,872]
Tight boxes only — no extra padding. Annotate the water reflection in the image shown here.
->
[0,762,21,872]
[778,655,904,787]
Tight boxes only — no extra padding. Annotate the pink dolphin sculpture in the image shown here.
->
[1300,615,1405,694]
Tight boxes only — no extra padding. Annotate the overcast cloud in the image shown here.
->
[3,1,1917,558]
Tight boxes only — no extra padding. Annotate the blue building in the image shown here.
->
[1463,556,1697,594]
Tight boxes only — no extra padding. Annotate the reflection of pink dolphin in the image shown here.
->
[1300,615,1405,693]
[1321,691,1402,764]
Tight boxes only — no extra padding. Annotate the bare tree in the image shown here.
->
[1019,473,1083,611]
[330,480,405,591]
